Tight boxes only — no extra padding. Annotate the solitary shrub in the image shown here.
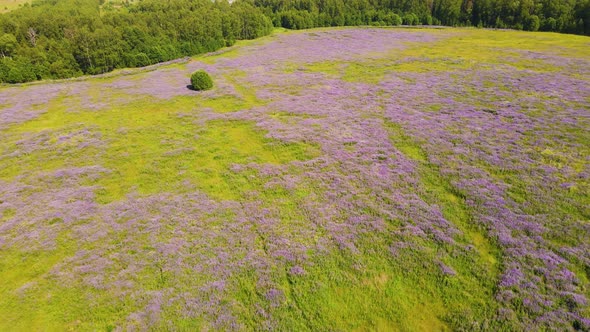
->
[190,70,213,91]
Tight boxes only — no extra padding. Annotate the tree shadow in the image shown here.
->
[186,84,212,91]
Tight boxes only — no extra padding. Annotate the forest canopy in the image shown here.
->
[249,0,589,34]
[0,0,273,83]
[0,0,588,83]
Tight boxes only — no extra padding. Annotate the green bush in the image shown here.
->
[524,15,541,31]
[391,14,403,26]
[0,57,37,83]
[403,13,420,25]
[190,70,213,91]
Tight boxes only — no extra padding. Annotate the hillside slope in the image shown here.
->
[0,28,589,330]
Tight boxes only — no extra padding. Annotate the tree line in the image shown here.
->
[248,0,588,34]
[0,0,273,83]
[0,0,588,84]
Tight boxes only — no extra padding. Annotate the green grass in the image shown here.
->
[0,233,127,331]
[0,61,321,328]
[0,84,318,203]
[384,120,500,327]
[386,121,499,269]
[1,27,588,331]
[0,0,28,13]
[197,29,286,65]
[292,28,585,85]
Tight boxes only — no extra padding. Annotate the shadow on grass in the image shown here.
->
[186,85,213,91]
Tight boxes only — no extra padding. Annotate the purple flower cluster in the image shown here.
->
[0,28,589,330]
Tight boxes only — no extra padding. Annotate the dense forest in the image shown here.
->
[250,0,589,34]
[0,0,273,83]
[0,0,588,83]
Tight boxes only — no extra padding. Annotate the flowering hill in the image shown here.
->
[0,27,589,330]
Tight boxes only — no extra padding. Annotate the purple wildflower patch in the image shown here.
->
[0,28,589,331]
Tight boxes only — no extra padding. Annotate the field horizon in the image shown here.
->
[0,27,589,331]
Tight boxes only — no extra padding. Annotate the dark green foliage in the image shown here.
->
[391,14,403,26]
[0,33,17,57]
[0,0,273,83]
[190,70,213,91]
[403,13,421,25]
[0,57,37,83]
[253,0,589,35]
[525,15,541,31]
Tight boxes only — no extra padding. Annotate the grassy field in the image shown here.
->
[0,0,27,12]
[0,27,589,331]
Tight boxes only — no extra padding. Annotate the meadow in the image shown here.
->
[0,0,27,13]
[0,27,589,331]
